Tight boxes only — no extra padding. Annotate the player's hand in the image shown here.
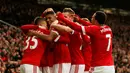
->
[82,18,90,22]
[27,30,37,36]
[50,23,57,29]
[65,26,73,33]
[56,11,61,15]
[74,14,80,22]
[57,12,64,19]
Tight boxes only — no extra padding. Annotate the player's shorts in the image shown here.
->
[53,63,71,73]
[70,64,85,73]
[20,64,42,73]
[42,66,53,73]
[84,71,89,73]
[89,65,115,73]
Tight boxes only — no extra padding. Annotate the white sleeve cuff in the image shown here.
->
[54,35,60,42]
[52,30,59,36]
[71,30,75,34]
[81,26,86,35]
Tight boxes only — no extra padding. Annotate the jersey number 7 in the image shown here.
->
[106,34,111,51]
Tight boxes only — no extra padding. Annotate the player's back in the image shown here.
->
[90,25,114,67]
[21,26,49,66]
[68,31,84,64]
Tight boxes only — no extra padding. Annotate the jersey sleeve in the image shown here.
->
[54,33,70,44]
[21,24,38,33]
[78,18,92,26]
[57,13,82,32]
[57,13,97,36]
[81,25,97,36]
[81,34,90,44]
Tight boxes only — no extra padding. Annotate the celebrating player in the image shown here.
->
[57,11,115,73]
[51,8,85,73]
[31,8,71,73]
[20,17,49,73]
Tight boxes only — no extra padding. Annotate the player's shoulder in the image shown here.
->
[88,25,99,28]
[100,25,112,33]
[38,26,50,34]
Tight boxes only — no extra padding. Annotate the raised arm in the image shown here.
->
[57,12,82,33]
[20,24,38,33]
[74,14,92,26]
[54,33,70,44]
[78,18,92,26]
[28,30,58,42]
[51,24,74,34]
[57,12,96,36]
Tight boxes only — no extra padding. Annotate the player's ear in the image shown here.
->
[70,14,75,19]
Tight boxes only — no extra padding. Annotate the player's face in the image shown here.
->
[46,14,56,25]
[39,20,48,29]
[91,13,96,24]
[63,12,73,21]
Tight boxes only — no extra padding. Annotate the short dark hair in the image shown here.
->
[95,11,107,24]
[34,16,45,25]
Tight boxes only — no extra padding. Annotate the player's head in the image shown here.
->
[34,16,48,29]
[91,11,107,25]
[62,8,75,21]
[43,8,57,25]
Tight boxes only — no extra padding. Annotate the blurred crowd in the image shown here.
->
[112,25,130,73]
[0,0,44,26]
[107,17,130,73]
[0,23,24,73]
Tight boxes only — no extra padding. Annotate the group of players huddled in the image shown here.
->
[19,8,115,73]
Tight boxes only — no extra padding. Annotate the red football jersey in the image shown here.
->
[82,25,114,67]
[81,35,91,71]
[53,30,71,64]
[68,31,84,64]
[51,20,71,64]
[21,26,49,66]
[57,15,114,67]
[41,42,54,67]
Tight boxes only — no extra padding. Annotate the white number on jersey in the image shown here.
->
[106,34,111,51]
[23,36,38,50]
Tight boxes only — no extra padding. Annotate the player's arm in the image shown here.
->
[81,34,90,44]
[57,12,82,33]
[51,24,74,34]
[57,12,96,36]
[78,18,92,26]
[74,14,92,26]
[29,30,58,42]
[54,34,70,43]
[20,24,38,33]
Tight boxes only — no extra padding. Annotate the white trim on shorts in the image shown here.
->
[20,64,42,73]
[70,64,85,73]
[53,63,71,73]
[43,66,53,73]
[89,65,115,73]
[84,71,89,73]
